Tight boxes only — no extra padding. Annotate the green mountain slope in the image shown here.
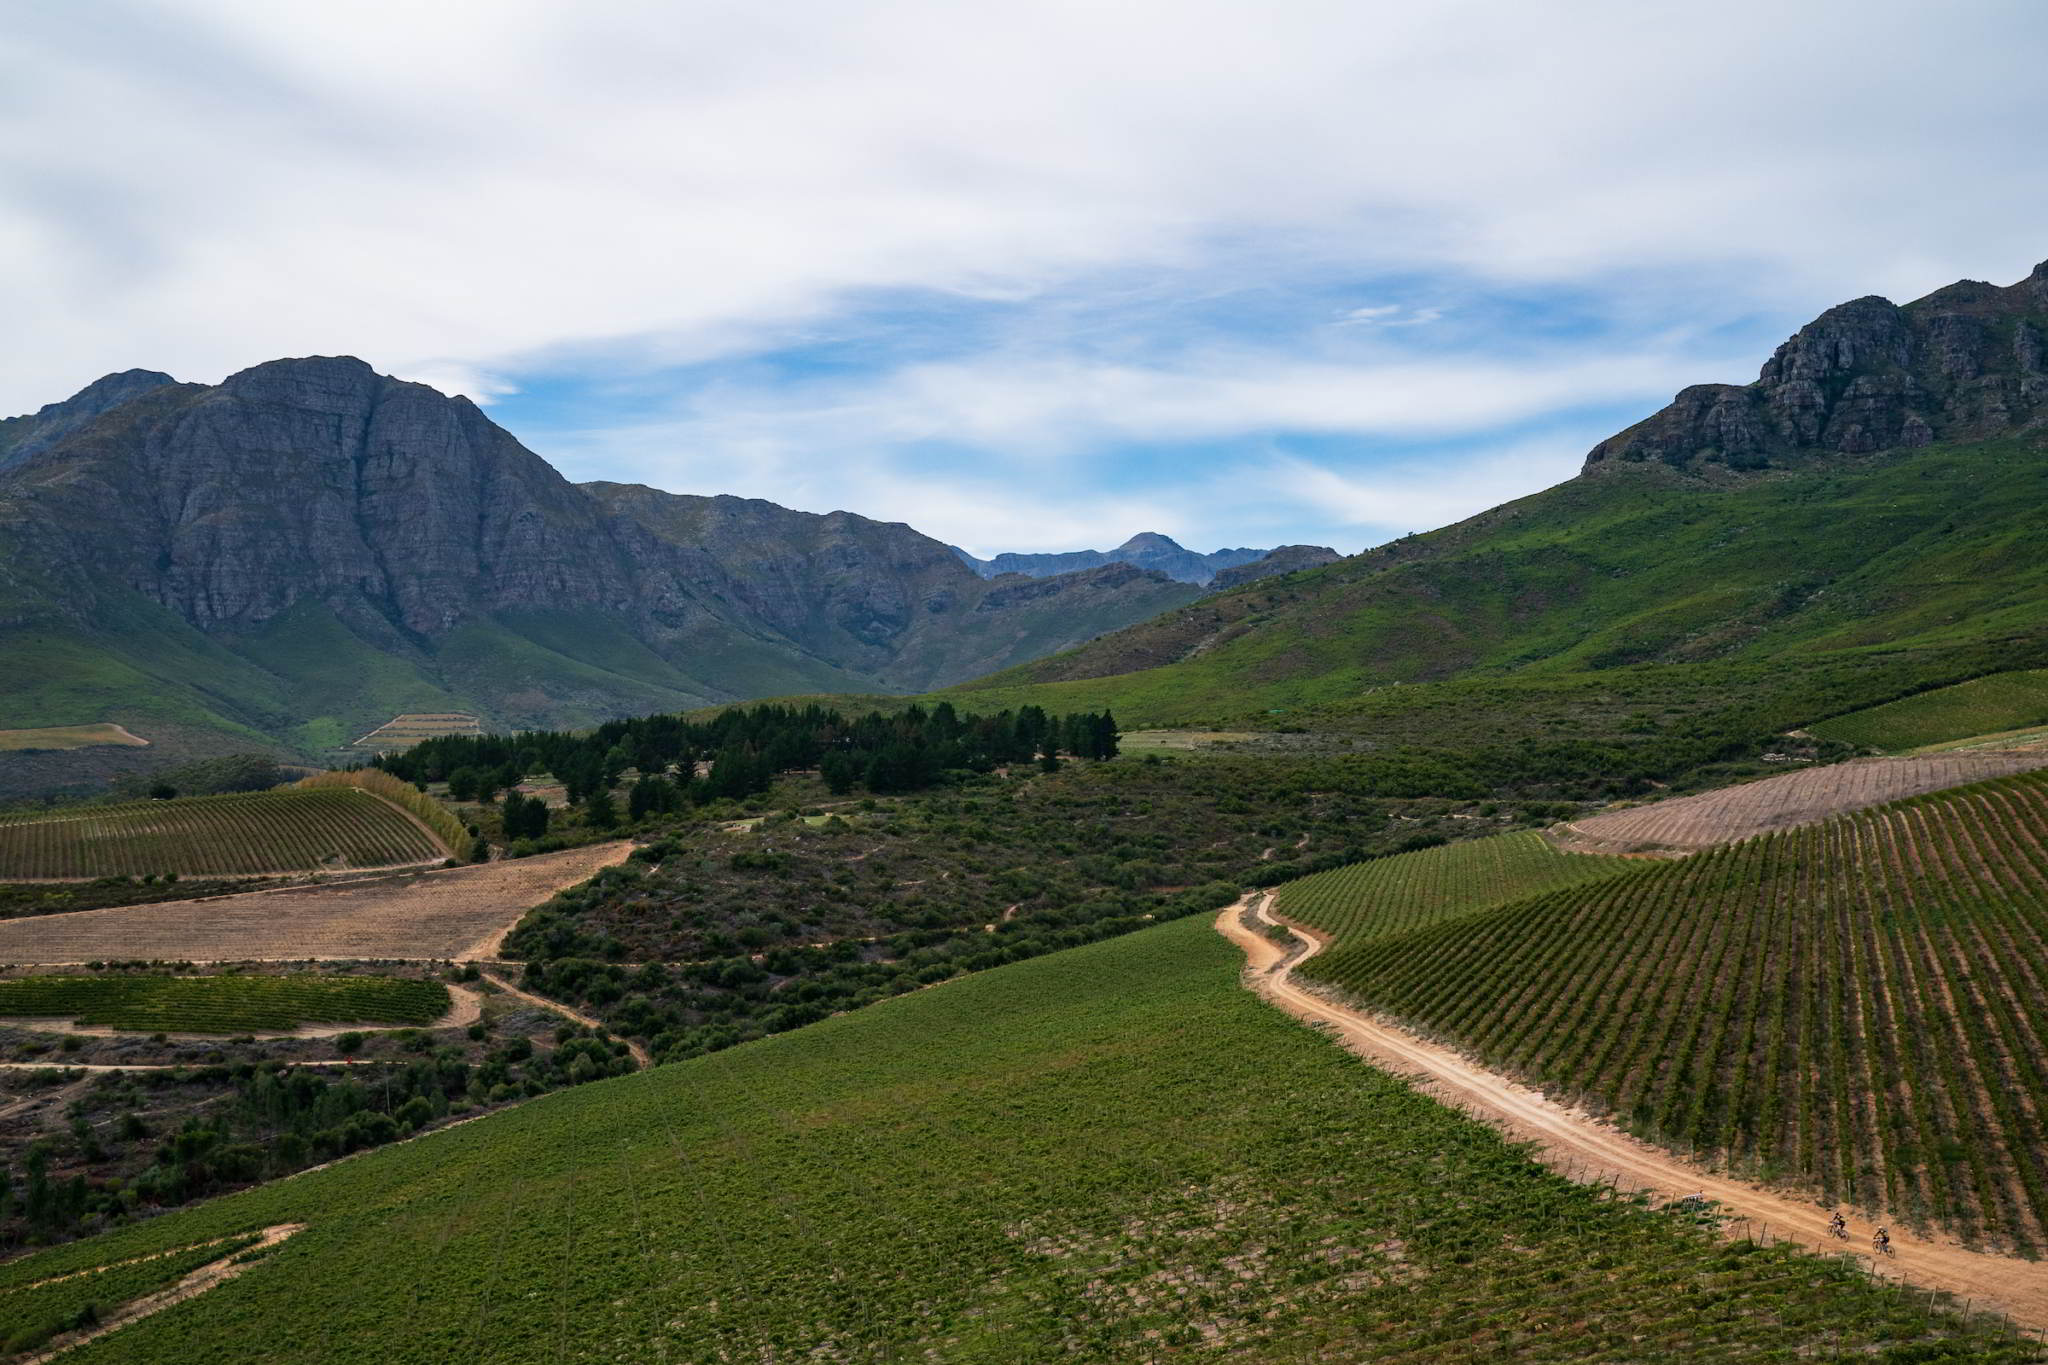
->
[1286,769,2048,1251]
[945,436,2048,726]
[8,918,2020,1362]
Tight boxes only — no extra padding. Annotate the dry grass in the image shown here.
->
[0,724,148,753]
[346,712,483,752]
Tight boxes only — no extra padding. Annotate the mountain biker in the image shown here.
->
[1828,1210,1847,1238]
[1873,1227,1892,1255]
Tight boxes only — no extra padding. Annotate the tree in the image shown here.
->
[446,767,481,802]
[585,789,620,830]
[147,783,178,801]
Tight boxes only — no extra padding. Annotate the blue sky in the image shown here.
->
[6,0,2047,555]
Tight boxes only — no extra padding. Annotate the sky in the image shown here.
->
[4,1,2046,556]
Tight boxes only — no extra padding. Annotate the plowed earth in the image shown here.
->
[1558,752,2048,852]
[0,843,631,966]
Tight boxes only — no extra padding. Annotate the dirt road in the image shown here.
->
[0,842,632,966]
[478,968,651,1067]
[1217,893,2048,1330]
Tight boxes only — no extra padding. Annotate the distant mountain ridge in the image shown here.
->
[953,532,1275,584]
[0,356,1200,787]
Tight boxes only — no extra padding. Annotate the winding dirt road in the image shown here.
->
[1217,893,2048,1330]
[478,969,651,1067]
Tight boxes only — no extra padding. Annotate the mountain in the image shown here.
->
[944,259,2048,725]
[1208,544,1341,590]
[955,531,1273,583]
[0,357,1200,783]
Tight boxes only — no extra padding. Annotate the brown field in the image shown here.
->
[347,711,483,751]
[1560,751,2048,852]
[0,724,149,753]
[0,841,631,966]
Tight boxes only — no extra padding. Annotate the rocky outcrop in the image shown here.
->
[1209,544,1341,590]
[1586,260,2048,473]
[957,531,1270,584]
[0,368,179,471]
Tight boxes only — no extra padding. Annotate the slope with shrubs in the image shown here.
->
[1288,769,2048,1252]
[3,917,2029,1363]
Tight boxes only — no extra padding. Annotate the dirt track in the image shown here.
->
[1217,893,2048,1330]
[0,842,632,966]
[479,968,651,1066]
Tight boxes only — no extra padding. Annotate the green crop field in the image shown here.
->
[0,975,449,1033]
[0,788,445,879]
[0,724,147,754]
[0,1235,259,1357]
[0,918,2028,1362]
[1288,769,2048,1253]
[1812,669,2048,751]
[1276,831,1636,944]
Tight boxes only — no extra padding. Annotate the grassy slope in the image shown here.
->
[1,918,2020,1363]
[1289,770,2048,1251]
[943,439,2048,728]
[1811,668,2048,751]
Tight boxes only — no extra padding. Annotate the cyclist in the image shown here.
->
[1873,1227,1892,1256]
[1828,1210,1847,1239]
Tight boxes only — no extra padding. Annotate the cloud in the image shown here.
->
[3,0,2043,550]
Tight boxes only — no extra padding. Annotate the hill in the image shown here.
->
[1281,767,2048,1252]
[0,357,1200,791]
[953,531,1276,584]
[0,916,2022,1362]
[943,261,2048,734]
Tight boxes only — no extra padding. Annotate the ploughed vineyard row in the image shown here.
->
[1289,770,2048,1252]
[0,789,446,879]
[3,919,2028,1363]
[0,974,450,1033]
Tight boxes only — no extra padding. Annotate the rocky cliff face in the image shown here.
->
[1586,260,2048,472]
[1209,544,1341,590]
[0,357,1201,742]
[958,531,1271,583]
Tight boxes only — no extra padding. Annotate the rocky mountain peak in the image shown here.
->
[1585,259,2048,474]
[0,367,182,471]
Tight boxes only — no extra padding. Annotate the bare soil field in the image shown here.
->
[347,711,482,752]
[1557,751,2048,852]
[0,842,630,966]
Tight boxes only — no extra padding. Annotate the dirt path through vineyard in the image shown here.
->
[1217,893,2048,1332]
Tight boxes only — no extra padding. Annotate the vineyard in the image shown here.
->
[1292,768,2048,1252]
[294,768,475,860]
[0,788,446,880]
[1561,750,2048,852]
[3,918,2029,1362]
[0,974,449,1033]
[1812,669,2048,752]
[1276,832,1635,944]
[346,712,482,753]
[0,1235,259,1359]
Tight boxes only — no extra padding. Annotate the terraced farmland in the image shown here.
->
[1813,669,2048,752]
[2,917,2027,1363]
[1562,750,2048,852]
[0,788,445,880]
[1276,831,1635,944]
[346,712,482,753]
[0,974,448,1033]
[1292,768,2048,1252]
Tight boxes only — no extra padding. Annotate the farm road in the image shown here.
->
[479,968,651,1066]
[0,842,631,966]
[1218,892,2048,1332]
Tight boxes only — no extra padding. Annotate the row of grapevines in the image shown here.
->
[0,974,449,1033]
[1296,769,2048,1252]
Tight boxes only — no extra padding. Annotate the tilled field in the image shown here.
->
[0,842,630,965]
[1562,751,2048,851]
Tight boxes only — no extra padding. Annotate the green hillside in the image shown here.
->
[1286,769,2048,1252]
[944,439,2048,731]
[1811,668,2048,751]
[4,918,2023,1362]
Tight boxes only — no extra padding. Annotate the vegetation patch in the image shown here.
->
[0,974,449,1034]
[0,918,2024,1362]
[0,788,446,880]
[0,1234,258,1359]
[1811,668,2048,751]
